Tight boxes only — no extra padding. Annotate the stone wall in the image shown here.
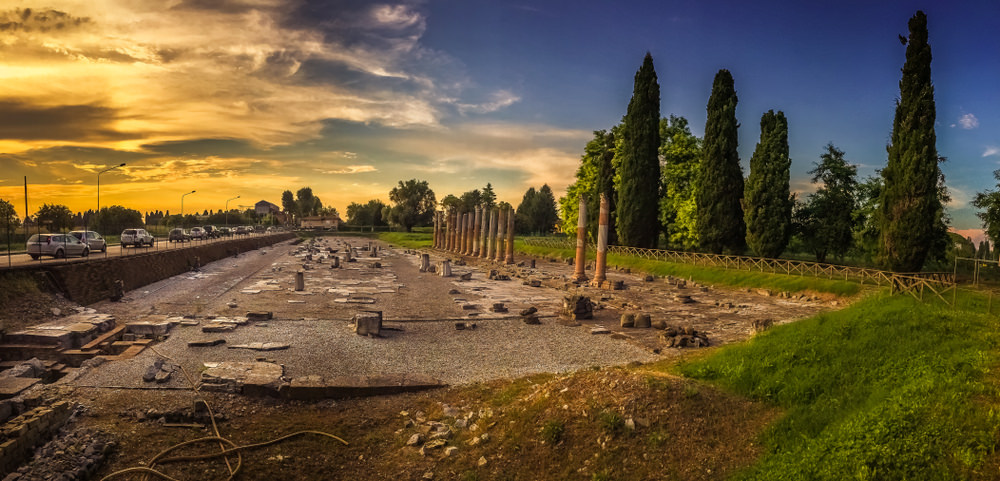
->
[0,401,73,476]
[34,234,294,305]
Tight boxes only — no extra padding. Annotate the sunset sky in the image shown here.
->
[0,0,998,233]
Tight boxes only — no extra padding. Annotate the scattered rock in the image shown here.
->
[519,307,538,317]
[407,433,424,446]
[562,295,594,320]
[188,339,225,347]
[634,313,651,329]
[620,313,635,328]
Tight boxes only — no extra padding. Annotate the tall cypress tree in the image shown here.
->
[615,52,661,248]
[877,11,940,272]
[696,69,745,254]
[744,110,791,258]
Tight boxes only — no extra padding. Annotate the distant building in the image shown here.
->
[301,215,341,231]
[255,200,281,216]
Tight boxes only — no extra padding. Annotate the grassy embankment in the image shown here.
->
[668,291,1000,480]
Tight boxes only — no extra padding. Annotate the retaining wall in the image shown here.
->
[27,234,294,305]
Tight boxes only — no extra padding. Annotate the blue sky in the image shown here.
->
[0,0,997,234]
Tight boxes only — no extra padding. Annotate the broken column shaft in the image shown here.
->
[473,206,482,257]
[295,271,305,291]
[494,208,506,262]
[592,193,609,286]
[480,206,490,259]
[505,206,515,264]
[487,208,498,260]
[572,197,588,282]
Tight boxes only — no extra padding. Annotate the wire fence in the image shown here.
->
[521,237,957,305]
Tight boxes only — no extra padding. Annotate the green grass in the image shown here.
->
[515,240,861,297]
[676,293,1000,480]
[377,232,432,249]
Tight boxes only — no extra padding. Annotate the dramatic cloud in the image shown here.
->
[0,1,518,152]
[958,113,979,129]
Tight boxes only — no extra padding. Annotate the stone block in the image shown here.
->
[354,311,382,337]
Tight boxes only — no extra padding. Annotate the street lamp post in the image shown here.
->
[181,190,196,227]
[96,163,125,231]
[225,195,240,228]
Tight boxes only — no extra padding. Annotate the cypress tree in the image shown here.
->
[877,11,940,272]
[615,52,661,248]
[744,110,791,258]
[696,69,745,254]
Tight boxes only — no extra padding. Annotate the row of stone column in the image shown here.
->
[572,193,610,286]
[433,206,515,264]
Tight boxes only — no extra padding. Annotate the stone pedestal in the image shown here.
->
[295,271,305,291]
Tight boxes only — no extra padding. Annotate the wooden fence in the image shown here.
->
[521,237,956,305]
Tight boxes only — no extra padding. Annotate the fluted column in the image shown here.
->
[504,207,515,264]
[572,197,588,282]
[592,193,609,286]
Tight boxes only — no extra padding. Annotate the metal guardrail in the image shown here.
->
[521,237,957,305]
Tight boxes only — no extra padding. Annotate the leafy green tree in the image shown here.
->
[614,52,661,248]
[0,199,20,233]
[516,185,559,235]
[560,129,617,242]
[696,69,745,254]
[459,189,483,212]
[296,187,317,217]
[439,194,461,213]
[387,179,436,232]
[972,170,1000,251]
[744,110,792,258]
[346,200,388,226]
[877,11,942,272]
[281,190,296,216]
[93,205,143,235]
[35,204,74,232]
[796,144,858,262]
[659,116,701,249]
[854,175,883,264]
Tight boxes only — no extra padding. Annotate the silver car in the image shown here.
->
[27,234,90,259]
[70,230,107,252]
[121,228,155,247]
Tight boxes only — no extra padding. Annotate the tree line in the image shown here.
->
[560,10,951,272]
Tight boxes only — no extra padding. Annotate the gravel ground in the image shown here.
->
[74,238,658,388]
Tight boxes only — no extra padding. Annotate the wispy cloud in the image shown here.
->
[984,146,1000,158]
[958,113,979,129]
[318,165,378,174]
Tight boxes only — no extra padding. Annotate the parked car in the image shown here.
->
[121,228,155,247]
[190,227,206,240]
[69,230,107,252]
[168,228,191,243]
[234,226,248,235]
[27,234,90,259]
[218,227,232,237]
[203,225,220,238]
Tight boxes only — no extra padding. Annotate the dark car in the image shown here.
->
[218,227,232,237]
[168,228,191,242]
[203,225,220,238]
[27,234,90,259]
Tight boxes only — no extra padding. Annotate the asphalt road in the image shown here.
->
[0,233,280,269]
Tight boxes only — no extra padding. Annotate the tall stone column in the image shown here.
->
[433,211,440,249]
[572,197,588,282]
[444,211,452,251]
[466,211,474,255]
[494,208,506,262]
[480,206,490,259]
[487,208,498,260]
[592,193,610,286]
[505,207,515,264]
[450,211,457,252]
[458,212,466,255]
[473,207,482,257]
